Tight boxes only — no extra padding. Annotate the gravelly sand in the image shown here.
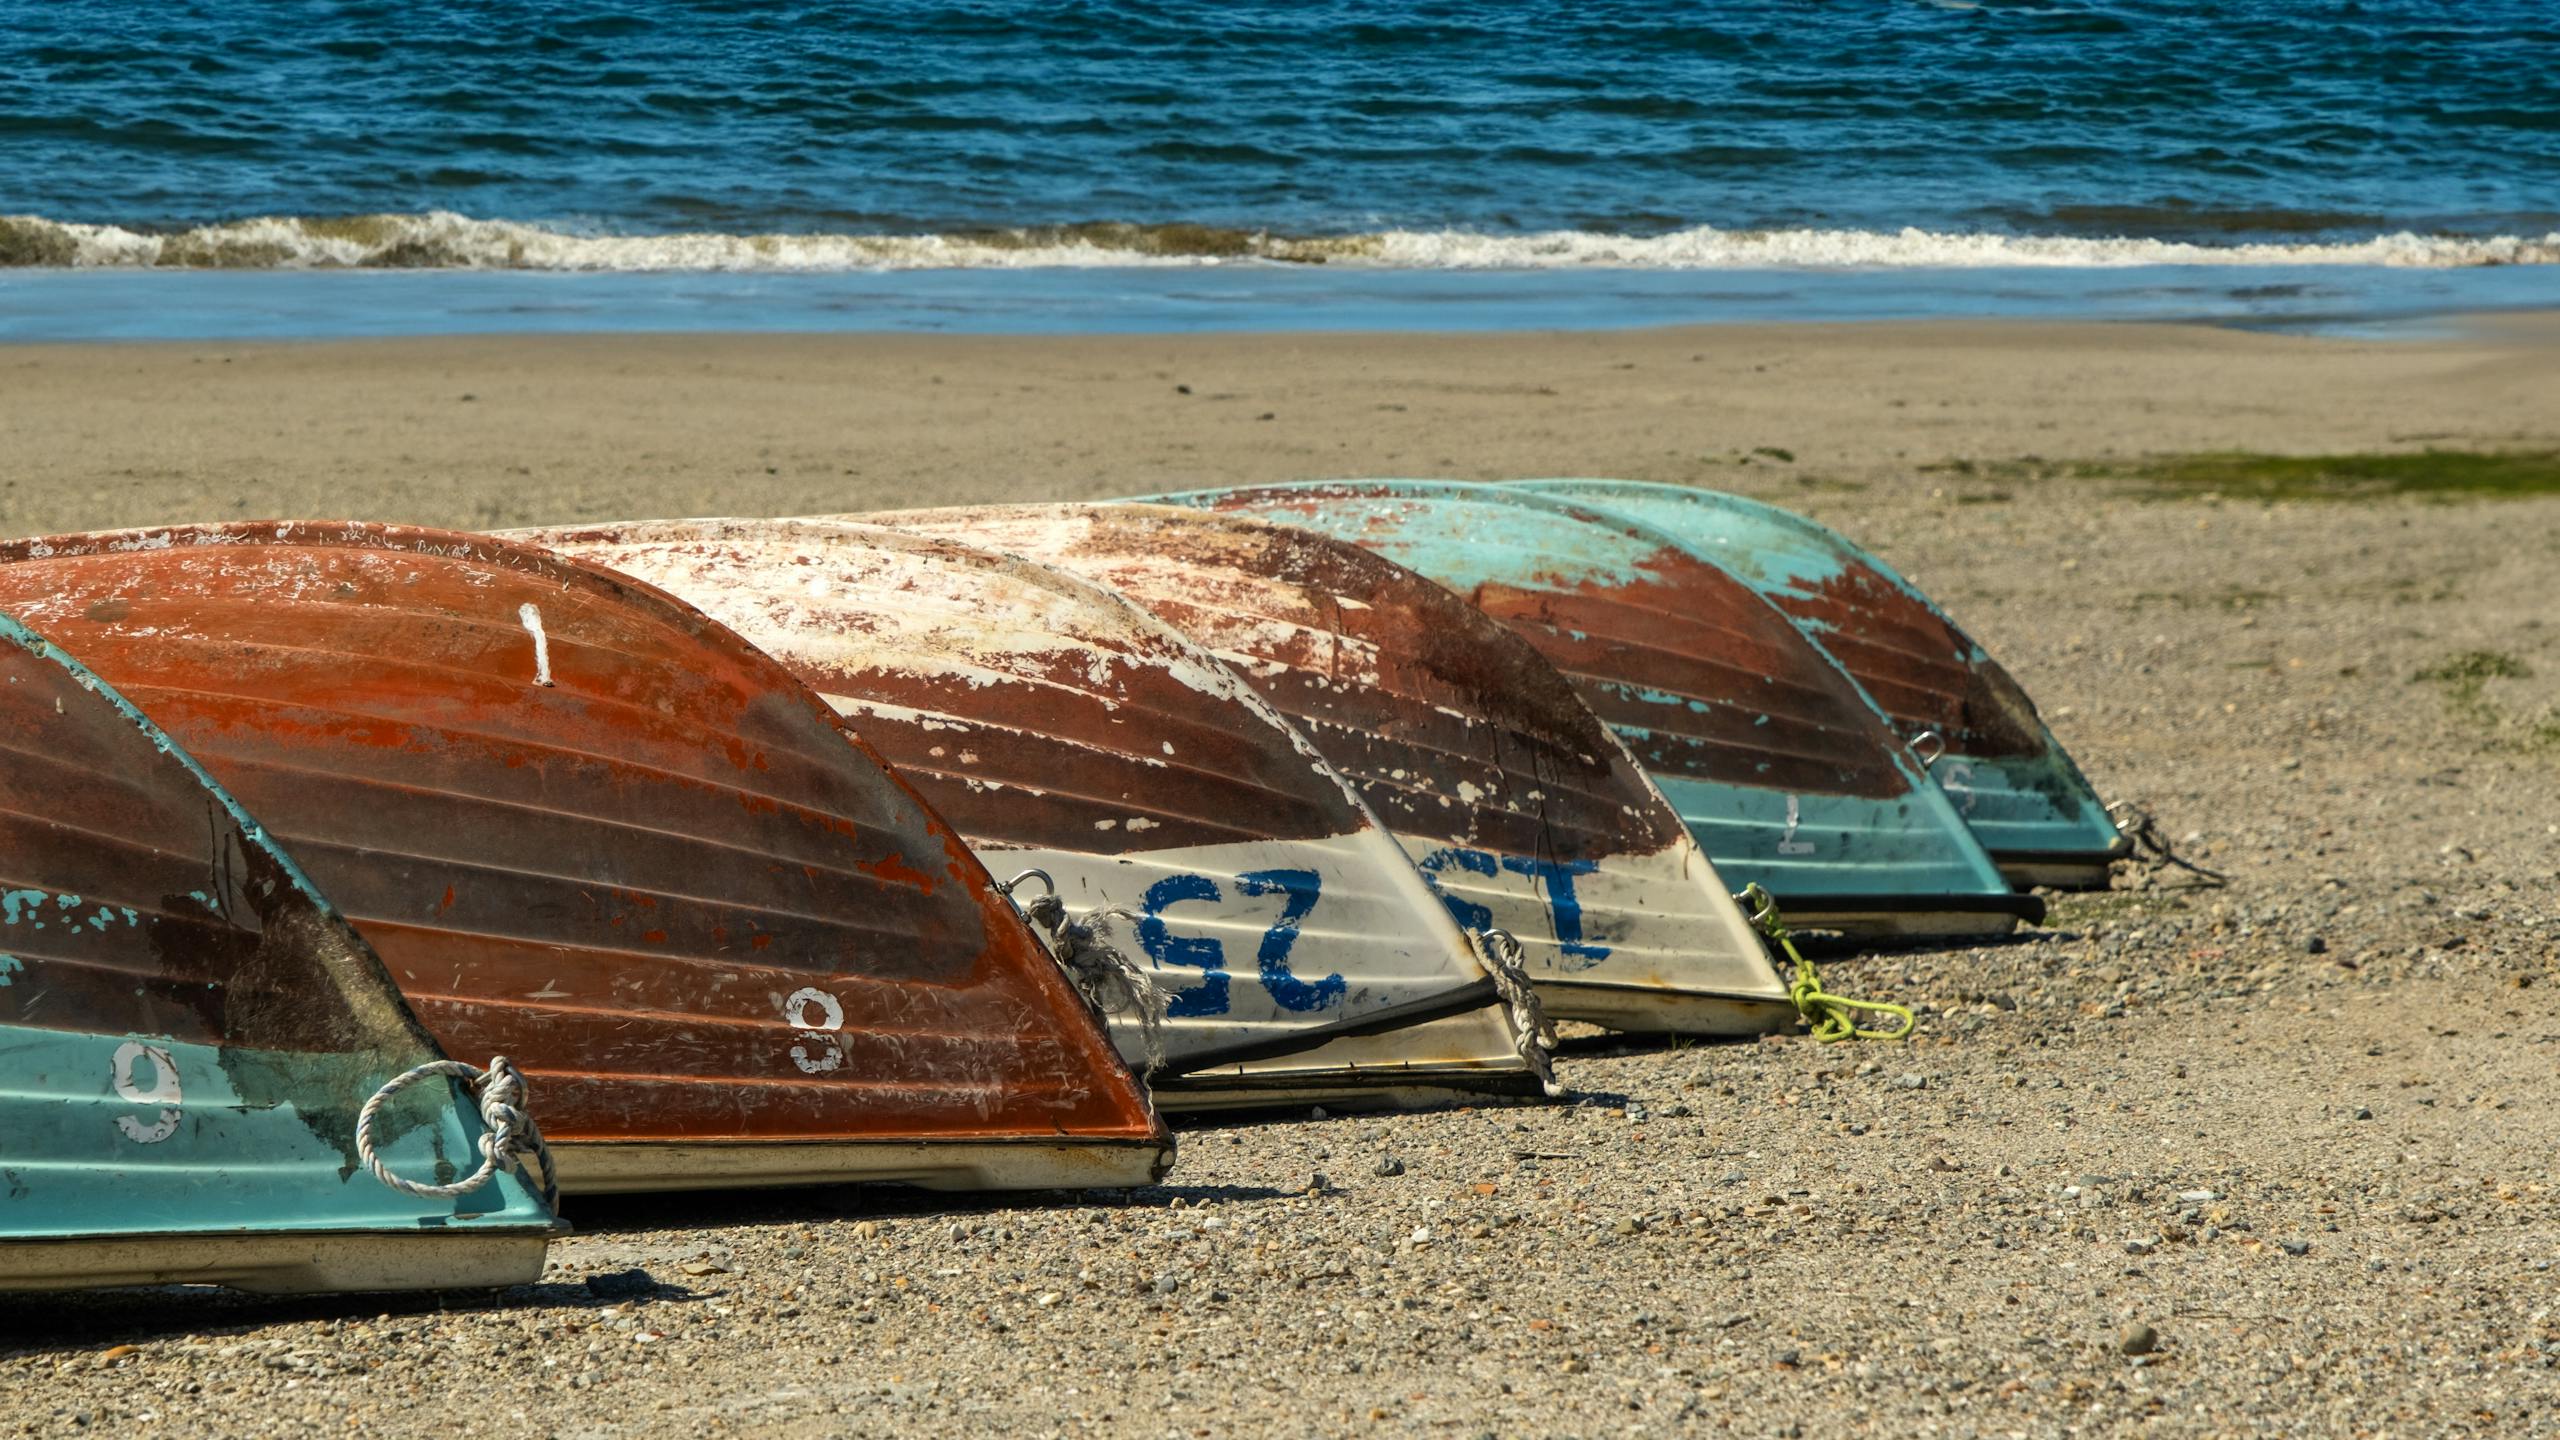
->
[1,319,2555,1438]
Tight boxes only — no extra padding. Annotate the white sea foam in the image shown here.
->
[3,210,2554,271]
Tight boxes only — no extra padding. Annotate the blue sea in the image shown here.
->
[2,0,2555,339]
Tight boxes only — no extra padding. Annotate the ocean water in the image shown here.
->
[2,0,2555,337]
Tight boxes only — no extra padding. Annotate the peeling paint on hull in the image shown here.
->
[877,503,1792,1036]
[0,609,554,1292]
[1161,483,2036,937]
[1523,480,2125,889]
[0,524,1169,1195]
[518,519,1531,1105]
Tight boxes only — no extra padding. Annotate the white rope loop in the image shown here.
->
[1468,927,1565,1099]
[998,869,1171,1075]
[355,1055,559,1209]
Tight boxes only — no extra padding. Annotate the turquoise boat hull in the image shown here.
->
[1155,481,2036,937]
[0,613,556,1293]
[1523,480,2127,888]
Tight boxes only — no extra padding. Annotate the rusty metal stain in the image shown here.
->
[1161,482,2030,921]
[517,518,1529,1085]
[0,522,1164,1169]
[871,502,1791,1033]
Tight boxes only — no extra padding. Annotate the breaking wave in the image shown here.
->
[5,211,2556,272]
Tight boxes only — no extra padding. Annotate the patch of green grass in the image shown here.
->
[1750,446,1795,464]
[2414,650,2531,687]
[1918,449,2560,503]
[2414,649,2541,736]
[2117,449,2560,502]
[2130,585,2278,610]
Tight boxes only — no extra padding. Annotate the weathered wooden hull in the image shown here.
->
[0,610,555,1292]
[876,503,1793,1036]
[1162,483,2037,937]
[515,519,1536,1110]
[1523,481,2126,889]
[0,524,1169,1195]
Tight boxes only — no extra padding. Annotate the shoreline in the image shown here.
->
[4,262,2557,345]
[4,315,2557,541]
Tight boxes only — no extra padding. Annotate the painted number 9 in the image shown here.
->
[111,1040,182,1144]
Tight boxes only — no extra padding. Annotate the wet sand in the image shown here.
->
[3,317,2557,1437]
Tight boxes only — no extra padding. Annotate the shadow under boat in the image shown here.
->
[1522,479,2126,890]
[1156,481,2041,941]
[872,500,1795,1038]
[513,518,1545,1113]
[0,609,557,1294]
[0,522,1169,1196]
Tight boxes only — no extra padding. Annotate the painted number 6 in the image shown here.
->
[783,986,846,1074]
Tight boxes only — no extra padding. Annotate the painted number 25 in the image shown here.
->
[1137,867,1343,1018]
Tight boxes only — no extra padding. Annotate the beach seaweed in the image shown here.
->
[2121,450,2560,501]
[2412,649,2555,751]
[0,217,77,267]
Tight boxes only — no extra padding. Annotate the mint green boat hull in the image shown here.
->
[1523,480,2126,888]
[0,612,555,1292]
[1155,481,2036,937]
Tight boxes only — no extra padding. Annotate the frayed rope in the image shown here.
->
[998,869,1171,1076]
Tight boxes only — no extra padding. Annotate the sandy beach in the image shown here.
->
[5,316,2559,537]
[4,318,2557,1436]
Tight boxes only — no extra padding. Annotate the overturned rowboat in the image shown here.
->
[0,610,557,1292]
[516,518,1547,1111]
[0,523,1169,1194]
[873,502,1793,1036]
[1522,481,2125,889]
[1165,482,2038,939]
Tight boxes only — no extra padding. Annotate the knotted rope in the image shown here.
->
[998,869,1170,1075]
[2107,801,2228,887]
[354,1055,559,1208]
[1467,927,1565,1098]
[1737,884,1915,1043]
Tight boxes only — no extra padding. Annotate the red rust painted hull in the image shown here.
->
[0,523,1168,1193]
[515,519,1536,1108]
[874,503,1792,1036]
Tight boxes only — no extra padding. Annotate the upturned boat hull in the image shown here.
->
[1162,483,2036,938]
[876,503,1794,1036]
[516,519,1538,1111]
[0,524,1169,1194]
[0,611,555,1292]
[1523,480,2125,889]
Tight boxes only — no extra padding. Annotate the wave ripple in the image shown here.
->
[5,212,2554,272]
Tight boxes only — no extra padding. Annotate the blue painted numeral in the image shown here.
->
[1416,847,1608,962]
[1236,867,1343,1012]
[1138,874,1229,1018]
[1414,847,1498,932]
[1137,868,1342,1016]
